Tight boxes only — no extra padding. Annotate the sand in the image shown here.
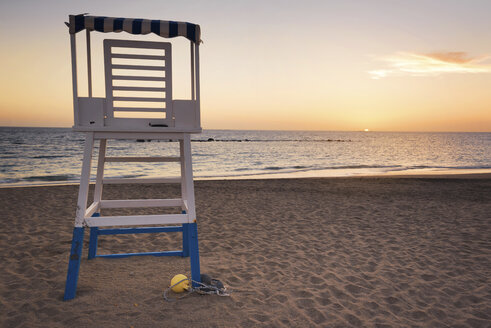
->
[0,177,490,327]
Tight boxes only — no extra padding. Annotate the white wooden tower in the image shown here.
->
[64,14,202,300]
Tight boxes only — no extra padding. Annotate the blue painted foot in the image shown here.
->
[88,227,99,259]
[188,222,201,287]
[88,213,100,259]
[64,227,85,301]
[182,211,189,257]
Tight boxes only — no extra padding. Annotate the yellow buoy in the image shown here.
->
[170,274,190,293]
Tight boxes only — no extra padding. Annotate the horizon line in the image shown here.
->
[0,125,490,134]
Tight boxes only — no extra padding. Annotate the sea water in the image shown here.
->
[0,127,490,187]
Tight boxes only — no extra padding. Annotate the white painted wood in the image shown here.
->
[113,96,165,102]
[93,131,188,140]
[93,139,107,204]
[85,201,100,217]
[111,64,165,71]
[86,30,92,98]
[84,214,189,227]
[112,75,166,81]
[104,156,180,162]
[69,30,203,232]
[181,134,196,222]
[112,107,165,112]
[70,34,79,126]
[75,133,95,226]
[78,97,105,127]
[72,29,202,132]
[100,199,183,208]
[112,53,166,60]
[104,39,114,119]
[190,41,195,100]
[74,126,202,133]
[105,118,171,129]
[112,86,166,92]
[104,39,173,128]
[179,139,188,213]
[174,100,197,128]
[195,44,201,128]
[103,177,181,184]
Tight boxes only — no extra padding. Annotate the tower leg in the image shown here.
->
[64,132,94,300]
[64,227,85,301]
[180,135,200,284]
[88,213,100,259]
[182,211,189,257]
[188,222,201,286]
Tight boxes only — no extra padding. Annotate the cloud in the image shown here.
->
[368,51,491,79]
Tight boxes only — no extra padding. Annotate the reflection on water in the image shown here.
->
[0,127,490,186]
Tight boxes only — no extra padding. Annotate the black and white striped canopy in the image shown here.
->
[68,14,201,43]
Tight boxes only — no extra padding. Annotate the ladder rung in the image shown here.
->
[100,199,183,209]
[103,177,181,184]
[96,226,183,235]
[104,157,180,163]
[84,214,189,227]
[95,251,183,258]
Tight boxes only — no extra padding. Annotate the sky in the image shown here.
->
[0,0,490,132]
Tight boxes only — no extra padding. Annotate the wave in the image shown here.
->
[200,164,491,180]
[22,174,78,182]
[33,155,67,159]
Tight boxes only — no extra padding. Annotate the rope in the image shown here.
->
[163,278,230,302]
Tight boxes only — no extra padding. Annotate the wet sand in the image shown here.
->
[1,176,490,327]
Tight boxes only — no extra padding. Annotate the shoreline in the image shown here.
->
[1,168,490,189]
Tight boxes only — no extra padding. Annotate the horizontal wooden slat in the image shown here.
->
[112,64,165,71]
[113,96,165,102]
[84,214,189,227]
[112,75,166,81]
[100,199,183,209]
[105,156,180,162]
[113,107,165,112]
[112,86,166,92]
[112,54,166,60]
[92,132,199,140]
[97,226,183,235]
[103,177,181,184]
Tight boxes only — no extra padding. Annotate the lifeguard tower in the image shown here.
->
[64,14,202,300]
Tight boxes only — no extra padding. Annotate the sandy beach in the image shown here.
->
[1,176,490,327]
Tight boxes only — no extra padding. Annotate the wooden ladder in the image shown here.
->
[64,131,201,300]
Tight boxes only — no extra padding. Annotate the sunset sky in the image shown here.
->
[0,0,490,132]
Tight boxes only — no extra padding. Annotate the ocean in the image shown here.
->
[1,127,490,187]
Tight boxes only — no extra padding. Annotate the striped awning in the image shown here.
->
[68,14,201,43]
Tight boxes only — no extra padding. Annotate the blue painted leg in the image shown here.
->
[188,222,201,287]
[182,211,189,257]
[88,227,99,259]
[88,213,100,260]
[64,227,85,301]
